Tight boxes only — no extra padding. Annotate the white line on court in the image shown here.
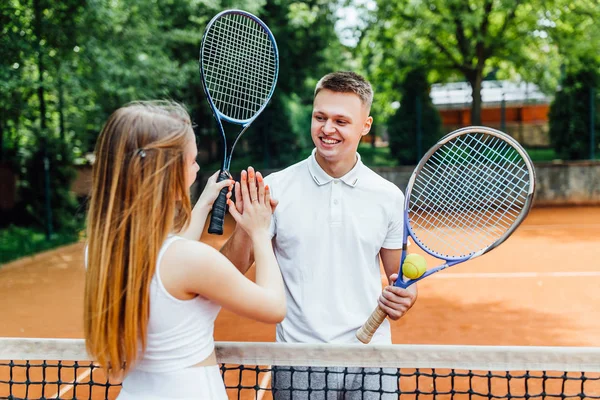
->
[48,367,93,399]
[518,224,600,230]
[431,271,600,279]
[256,370,271,400]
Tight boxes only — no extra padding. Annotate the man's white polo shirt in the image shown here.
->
[264,149,405,344]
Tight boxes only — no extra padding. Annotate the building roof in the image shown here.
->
[430,80,552,109]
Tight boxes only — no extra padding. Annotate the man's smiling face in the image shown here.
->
[311,89,372,174]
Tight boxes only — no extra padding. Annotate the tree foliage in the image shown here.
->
[545,1,600,160]
[3,0,600,232]
[387,69,442,165]
[0,0,349,229]
[548,64,599,160]
[355,0,565,125]
[244,0,350,168]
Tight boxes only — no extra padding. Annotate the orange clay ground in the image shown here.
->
[1,206,599,347]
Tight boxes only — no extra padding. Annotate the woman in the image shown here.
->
[84,101,285,399]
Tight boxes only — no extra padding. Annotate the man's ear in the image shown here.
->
[362,116,373,137]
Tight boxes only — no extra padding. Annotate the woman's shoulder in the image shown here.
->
[162,237,221,265]
[158,237,229,299]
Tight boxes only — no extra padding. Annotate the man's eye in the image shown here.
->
[315,116,324,121]
[337,120,347,125]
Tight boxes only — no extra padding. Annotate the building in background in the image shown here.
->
[430,80,552,147]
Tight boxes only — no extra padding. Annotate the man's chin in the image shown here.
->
[315,147,337,160]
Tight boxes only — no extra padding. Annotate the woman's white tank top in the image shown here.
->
[133,235,221,373]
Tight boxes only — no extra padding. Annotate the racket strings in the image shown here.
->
[217,17,274,96]
[409,133,532,258]
[412,134,528,252]
[457,134,530,221]
[206,17,273,116]
[425,135,527,231]
[210,15,275,94]
[410,136,515,253]
[202,13,277,121]
[454,134,530,205]
[413,136,526,245]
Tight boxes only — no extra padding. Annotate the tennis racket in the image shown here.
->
[200,9,279,235]
[356,126,536,344]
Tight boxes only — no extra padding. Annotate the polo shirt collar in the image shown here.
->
[307,148,362,187]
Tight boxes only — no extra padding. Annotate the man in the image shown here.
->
[222,71,417,399]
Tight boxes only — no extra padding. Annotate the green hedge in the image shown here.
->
[0,226,81,265]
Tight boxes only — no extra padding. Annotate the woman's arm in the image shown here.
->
[164,173,285,323]
[178,171,233,240]
[164,240,285,323]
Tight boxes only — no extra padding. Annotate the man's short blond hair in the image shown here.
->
[314,71,373,109]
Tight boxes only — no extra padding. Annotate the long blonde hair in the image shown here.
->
[84,101,193,375]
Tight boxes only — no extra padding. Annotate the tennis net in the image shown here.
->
[1,337,599,399]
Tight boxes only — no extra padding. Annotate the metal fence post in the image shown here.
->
[591,87,596,160]
[416,95,422,159]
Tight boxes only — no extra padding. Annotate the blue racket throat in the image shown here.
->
[199,9,279,235]
[393,258,462,289]
[393,224,466,288]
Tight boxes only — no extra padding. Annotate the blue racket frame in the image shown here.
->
[199,9,279,234]
[393,126,536,289]
[200,9,280,172]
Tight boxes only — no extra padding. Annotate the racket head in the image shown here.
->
[200,9,279,125]
[405,126,536,262]
[357,126,535,343]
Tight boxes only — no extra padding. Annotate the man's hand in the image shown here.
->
[378,273,417,320]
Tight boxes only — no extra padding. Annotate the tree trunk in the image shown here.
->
[0,115,4,163]
[58,68,65,140]
[469,71,483,125]
[33,0,53,239]
[33,0,47,135]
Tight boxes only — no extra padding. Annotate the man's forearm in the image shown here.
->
[220,226,255,274]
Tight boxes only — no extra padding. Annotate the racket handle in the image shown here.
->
[356,305,387,344]
[207,170,231,235]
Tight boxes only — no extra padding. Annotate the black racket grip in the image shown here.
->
[207,171,231,235]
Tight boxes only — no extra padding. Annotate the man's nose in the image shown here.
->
[323,119,335,134]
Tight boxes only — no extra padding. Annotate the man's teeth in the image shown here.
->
[322,138,339,144]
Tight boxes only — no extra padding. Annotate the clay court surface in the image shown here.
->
[1,206,599,399]
[1,206,599,346]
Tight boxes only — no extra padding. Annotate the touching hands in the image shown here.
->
[227,167,273,240]
[378,273,418,321]
[230,166,278,215]
[198,170,234,210]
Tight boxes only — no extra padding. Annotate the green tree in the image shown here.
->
[388,69,442,165]
[356,0,566,125]
[548,65,599,160]
[18,135,80,232]
[0,1,35,166]
[546,1,600,160]
[243,0,350,169]
[0,0,86,233]
[546,0,600,74]
[1,0,350,232]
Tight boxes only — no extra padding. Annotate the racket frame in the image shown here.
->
[199,9,279,234]
[356,126,536,344]
[394,126,536,288]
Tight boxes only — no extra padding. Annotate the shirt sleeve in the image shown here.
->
[381,189,405,249]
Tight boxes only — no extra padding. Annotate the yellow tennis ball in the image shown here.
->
[402,254,427,279]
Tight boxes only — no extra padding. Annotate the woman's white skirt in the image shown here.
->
[117,365,228,400]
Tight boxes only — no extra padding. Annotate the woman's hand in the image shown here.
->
[197,170,234,210]
[229,166,278,216]
[227,168,272,240]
